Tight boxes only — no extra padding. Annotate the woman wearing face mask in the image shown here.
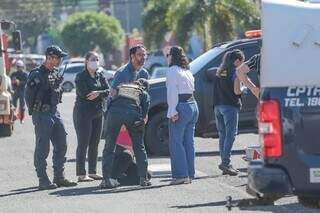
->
[73,51,109,182]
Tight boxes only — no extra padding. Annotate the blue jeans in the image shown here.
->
[169,101,199,179]
[214,105,239,166]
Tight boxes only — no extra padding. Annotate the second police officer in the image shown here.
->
[25,45,77,190]
[100,78,151,188]
[11,60,28,123]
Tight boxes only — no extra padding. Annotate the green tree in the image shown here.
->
[143,0,260,50]
[0,0,81,51]
[142,0,172,49]
[60,12,124,56]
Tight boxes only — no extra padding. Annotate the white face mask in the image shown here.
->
[87,61,99,71]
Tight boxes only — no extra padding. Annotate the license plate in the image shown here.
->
[310,168,320,183]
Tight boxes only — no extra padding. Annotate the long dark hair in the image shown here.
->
[169,46,190,70]
[217,49,244,78]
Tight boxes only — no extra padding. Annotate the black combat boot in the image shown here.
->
[53,177,77,187]
[38,177,57,190]
[218,164,239,176]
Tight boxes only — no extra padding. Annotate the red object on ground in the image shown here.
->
[116,125,133,148]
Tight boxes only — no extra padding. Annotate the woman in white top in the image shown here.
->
[166,46,199,185]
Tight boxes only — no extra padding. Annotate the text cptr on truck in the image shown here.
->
[0,20,22,136]
[247,0,320,208]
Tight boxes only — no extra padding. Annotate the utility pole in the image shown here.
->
[125,0,130,33]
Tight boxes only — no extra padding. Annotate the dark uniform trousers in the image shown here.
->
[32,110,67,179]
[102,108,148,179]
[73,106,103,176]
[12,91,26,110]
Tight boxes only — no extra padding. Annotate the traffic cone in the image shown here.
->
[116,125,133,150]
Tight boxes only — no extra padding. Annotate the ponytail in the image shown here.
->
[217,49,244,78]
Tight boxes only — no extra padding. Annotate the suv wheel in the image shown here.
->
[145,111,169,156]
[298,196,320,208]
[62,82,74,92]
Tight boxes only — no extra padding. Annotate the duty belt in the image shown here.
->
[34,104,54,113]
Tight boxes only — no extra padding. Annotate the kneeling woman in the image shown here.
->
[73,51,109,182]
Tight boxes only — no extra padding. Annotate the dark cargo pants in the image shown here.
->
[73,106,103,176]
[12,91,26,110]
[32,110,67,180]
[102,108,148,180]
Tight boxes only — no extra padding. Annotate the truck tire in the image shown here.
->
[145,111,169,156]
[298,196,320,208]
[0,124,13,137]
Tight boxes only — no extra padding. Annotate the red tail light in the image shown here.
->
[258,100,283,158]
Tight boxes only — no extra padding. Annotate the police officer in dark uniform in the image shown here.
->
[100,79,151,188]
[25,45,77,190]
[11,60,28,123]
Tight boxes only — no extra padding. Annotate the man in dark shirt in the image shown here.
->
[110,44,149,96]
[25,45,77,190]
[10,60,28,123]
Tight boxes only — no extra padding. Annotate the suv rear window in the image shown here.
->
[65,65,84,74]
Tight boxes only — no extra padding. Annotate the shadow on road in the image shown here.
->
[0,186,39,198]
[171,198,300,212]
[66,150,246,162]
[159,175,221,183]
[195,150,246,157]
[49,184,172,197]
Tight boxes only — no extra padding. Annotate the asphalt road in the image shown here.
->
[0,92,318,213]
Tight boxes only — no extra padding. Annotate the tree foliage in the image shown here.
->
[61,12,124,56]
[142,0,171,49]
[0,0,54,50]
[0,0,82,50]
[143,0,260,50]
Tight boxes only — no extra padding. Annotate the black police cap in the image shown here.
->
[45,45,68,58]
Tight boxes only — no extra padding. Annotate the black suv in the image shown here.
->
[145,37,261,155]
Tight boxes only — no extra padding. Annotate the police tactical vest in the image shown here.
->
[117,84,142,106]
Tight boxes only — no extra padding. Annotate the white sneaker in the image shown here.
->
[169,177,190,185]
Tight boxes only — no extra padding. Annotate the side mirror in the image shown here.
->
[12,30,22,52]
[204,67,218,82]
